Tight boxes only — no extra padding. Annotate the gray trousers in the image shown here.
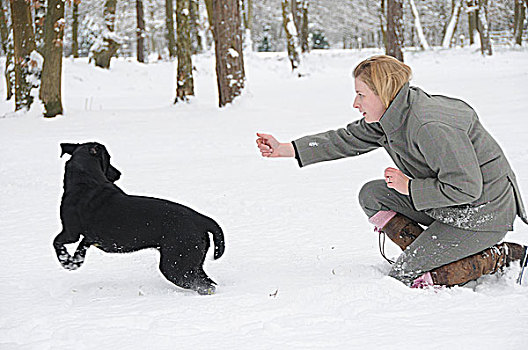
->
[358,180,507,286]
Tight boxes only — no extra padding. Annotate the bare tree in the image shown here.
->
[92,0,120,68]
[165,0,176,58]
[513,0,526,45]
[189,0,202,54]
[281,0,301,71]
[380,0,387,49]
[409,0,429,50]
[71,0,80,58]
[241,0,253,50]
[10,0,37,111]
[0,0,13,100]
[476,0,492,55]
[40,0,65,117]
[442,0,463,48]
[300,1,309,53]
[34,0,46,53]
[241,0,252,31]
[211,0,245,107]
[175,0,194,102]
[386,0,404,61]
[292,0,309,53]
[204,0,213,27]
[0,0,8,56]
[137,0,145,62]
[467,0,478,45]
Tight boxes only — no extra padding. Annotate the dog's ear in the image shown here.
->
[60,143,79,157]
[106,165,121,182]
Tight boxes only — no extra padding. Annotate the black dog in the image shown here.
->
[53,142,225,295]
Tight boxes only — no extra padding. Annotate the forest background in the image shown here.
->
[1,0,527,118]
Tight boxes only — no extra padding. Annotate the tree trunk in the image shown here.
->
[240,0,252,51]
[514,0,526,46]
[241,0,252,32]
[165,0,176,58]
[380,0,387,50]
[292,1,301,34]
[189,0,202,54]
[103,0,116,31]
[206,0,220,52]
[467,0,478,45]
[386,0,404,61]
[72,0,79,58]
[0,0,14,100]
[204,0,214,40]
[92,0,120,69]
[34,0,46,54]
[442,0,463,48]
[300,1,309,53]
[0,0,8,56]
[10,0,37,111]
[189,0,203,55]
[292,0,308,53]
[212,0,245,107]
[476,0,492,55]
[40,0,65,117]
[281,0,301,71]
[175,0,194,102]
[409,0,430,50]
[136,0,145,62]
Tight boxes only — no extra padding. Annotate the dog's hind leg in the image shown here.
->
[158,241,216,295]
[195,267,217,287]
[53,232,90,270]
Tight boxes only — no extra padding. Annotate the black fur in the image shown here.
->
[53,142,225,295]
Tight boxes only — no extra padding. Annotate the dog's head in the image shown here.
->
[60,142,121,182]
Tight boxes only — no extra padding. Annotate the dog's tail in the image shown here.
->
[202,216,225,259]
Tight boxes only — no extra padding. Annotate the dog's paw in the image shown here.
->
[58,255,82,271]
[62,262,82,271]
[196,285,216,295]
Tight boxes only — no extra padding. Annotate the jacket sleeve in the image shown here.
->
[292,118,383,167]
[410,122,483,210]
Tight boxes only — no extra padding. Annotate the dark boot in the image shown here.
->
[374,212,526,286]
[380,213,424,250]
[430,242,527,286]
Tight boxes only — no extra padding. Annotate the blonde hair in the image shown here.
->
[353,55,412,108]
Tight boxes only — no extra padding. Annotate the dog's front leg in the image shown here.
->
[53,231,88,271]
[70,237,91,268]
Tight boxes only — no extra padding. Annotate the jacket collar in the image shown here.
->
[378,83,413,135]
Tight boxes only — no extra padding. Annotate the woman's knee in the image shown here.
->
[358,179,388,216]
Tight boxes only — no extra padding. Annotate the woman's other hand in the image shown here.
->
[256,133,295,158]
[384,167,410,195]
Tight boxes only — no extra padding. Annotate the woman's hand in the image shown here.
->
[384,167,410,195]
[256,133,295,158]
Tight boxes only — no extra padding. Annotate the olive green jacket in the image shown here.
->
[293,83,527,232]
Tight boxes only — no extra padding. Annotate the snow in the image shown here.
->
[228,48,239,58]
[1,48,528,349]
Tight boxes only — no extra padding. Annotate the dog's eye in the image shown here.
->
[89,146,98,156]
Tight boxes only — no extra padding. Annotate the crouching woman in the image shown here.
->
[256,55,528,287]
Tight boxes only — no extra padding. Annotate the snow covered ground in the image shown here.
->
[1,47,528,349]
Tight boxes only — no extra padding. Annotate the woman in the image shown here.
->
[256,55,528,288]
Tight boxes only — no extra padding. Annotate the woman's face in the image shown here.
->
[353,78,387,123]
